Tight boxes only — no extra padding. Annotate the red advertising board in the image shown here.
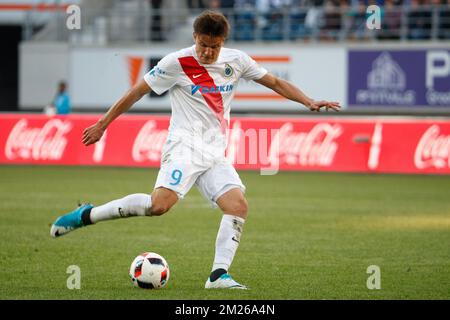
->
[1,114,449,174]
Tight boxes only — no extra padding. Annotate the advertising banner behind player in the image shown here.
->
[67,46,345,112]
[348,49,450,108]
[1,114,450,174]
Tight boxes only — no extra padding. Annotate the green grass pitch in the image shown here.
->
[0,165,449,299]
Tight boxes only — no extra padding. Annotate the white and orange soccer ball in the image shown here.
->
[129,252,170,289]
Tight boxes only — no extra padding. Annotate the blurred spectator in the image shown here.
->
[209,0,221,9]
[437,0,450,39]
[45,81,71,116]
[187,0,208,9]
[346,0,369,40]
[220,0,236,10]
[259,0,290,40]
[289,0,309,40]
[233,0,257,40]
[407,0,432,40]
[150,0,165,41]
[218,0,236,20]
[207,0,235,13]
[320,0,342,40]
[305,0,325,39]
[378,0,402,40]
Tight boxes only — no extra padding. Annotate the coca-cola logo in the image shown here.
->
[132,120,168,162]
[268,122,342,167]
[415,125,450,169]
[5,119,72,161]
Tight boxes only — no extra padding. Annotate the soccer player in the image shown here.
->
[50,10,340,289]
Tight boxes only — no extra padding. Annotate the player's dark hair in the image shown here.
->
[193,10,230,39]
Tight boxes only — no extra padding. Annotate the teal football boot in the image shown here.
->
[50,203,93,237]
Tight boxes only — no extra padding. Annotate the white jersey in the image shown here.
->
[144,45,267,159]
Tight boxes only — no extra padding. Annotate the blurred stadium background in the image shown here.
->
[0,0,449,300]
[0,0,449,114]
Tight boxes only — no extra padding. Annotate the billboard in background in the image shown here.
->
[69,46,346,111]
[1,114,450,175]
[348,49,450,108]
[21,43,450,113]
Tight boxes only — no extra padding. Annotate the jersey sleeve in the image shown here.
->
[240,52,268,81]
[144,53,180,95]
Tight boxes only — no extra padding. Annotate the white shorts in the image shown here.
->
[154,139,245,208]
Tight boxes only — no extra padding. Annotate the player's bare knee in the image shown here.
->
[230,198,248,219]
[150,196,175,216]
[150,188,178,216]
[150,202,171,216]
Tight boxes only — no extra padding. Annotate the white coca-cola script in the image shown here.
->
[268,123,342,166]
[132,120,168,162]
[415,125,450,169]
[5,119,72,161]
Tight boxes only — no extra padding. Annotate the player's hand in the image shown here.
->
[307,100,341,112]
[82,122,105,146]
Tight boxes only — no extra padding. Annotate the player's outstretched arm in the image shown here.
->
[254,73,341,112]
[82,79,151,146]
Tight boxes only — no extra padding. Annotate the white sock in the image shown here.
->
[90,193,152,224]
[212,214,245,272]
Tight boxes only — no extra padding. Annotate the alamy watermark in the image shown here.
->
[366,5,381,30]
[66,265,81,289]
[158,120,281,176]
[366,265,381,290]
[66,4,81,30]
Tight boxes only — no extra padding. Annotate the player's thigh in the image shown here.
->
[154,160,205,202]
[196,162,246,212]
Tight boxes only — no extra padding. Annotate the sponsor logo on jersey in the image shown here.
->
[148,66,166,77]
[191,84,234,95]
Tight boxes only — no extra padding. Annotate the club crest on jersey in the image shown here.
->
[191,84,234,95]
[224,63,234,77]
